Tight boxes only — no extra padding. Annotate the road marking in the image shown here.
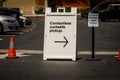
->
[0,53,30,59]
[0,38,3,41]
[0,49,43,54]
[78,51,118,55]
[0,49,118,55]
[0,50,118,59]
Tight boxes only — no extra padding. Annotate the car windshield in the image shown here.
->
[91,2,120,12]
[0,11,17,17]
[106,6,120,12]
[0,8,20,19]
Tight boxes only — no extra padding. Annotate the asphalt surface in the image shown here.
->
[0,17,120,52]
[77,19,120,51]
[0,17,120,80]
[0,54,120,80]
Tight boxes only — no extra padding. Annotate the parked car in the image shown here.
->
[0,8,24,26]
[99,4,120,21]
[8,8,21,14]
[19,16,32,27]
[91,1,120,13]
[0,8,20,33]
[90,1,120,21]
[0,15,19,33]
[6,8,32,27]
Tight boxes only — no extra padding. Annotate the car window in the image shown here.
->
[92,2,120,13]
[109,6,120,11]
[0,9,20,19]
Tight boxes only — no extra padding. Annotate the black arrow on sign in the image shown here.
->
[55,36,68,47]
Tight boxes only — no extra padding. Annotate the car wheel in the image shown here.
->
[0,23,3,34]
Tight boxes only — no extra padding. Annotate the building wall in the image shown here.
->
[36,0,44,7]
[3,0,36,15]
[2,0,92,15]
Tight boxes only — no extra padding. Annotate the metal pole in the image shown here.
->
[86,26,101,61]
[92,27,95,59]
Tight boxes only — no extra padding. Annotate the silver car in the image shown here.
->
[0,15,19,33]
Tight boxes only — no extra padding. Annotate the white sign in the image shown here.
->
[44,7,77,61]
[88,13,99,27]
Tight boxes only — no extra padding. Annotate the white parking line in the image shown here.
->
[0,50,118,59]
[78,51,118,55]
[0,49,118,55]
[0,49,43,54]
[0,53,30,59]
[0,38,3,41]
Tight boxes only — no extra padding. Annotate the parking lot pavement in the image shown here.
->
[0,49,42,59]
[0,18,120,80]
[0,49,118,59]
[0,52,120,80]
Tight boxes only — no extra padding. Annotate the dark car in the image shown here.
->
[90,1,120,21]
[99,4,120,21]
[91,1,120,13]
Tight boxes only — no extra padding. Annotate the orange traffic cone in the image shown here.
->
[117,50,120,61]
[6,37,18,59]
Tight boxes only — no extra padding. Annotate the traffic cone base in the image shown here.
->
[117,50,120,61]
[6,56,18,59]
